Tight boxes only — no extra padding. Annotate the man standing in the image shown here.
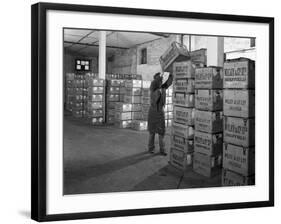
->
[147,72,172,155]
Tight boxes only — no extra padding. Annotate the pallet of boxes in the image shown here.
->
[85,74,105,125]
[165,86,174,128]
[222,58,255,186]
[114,80,143,129]
[106,79,125,124]
[65,73,75,113]
[130,80,151,131]
[170,60,195,170]
[72,74,87,118]
[193,66,224,178]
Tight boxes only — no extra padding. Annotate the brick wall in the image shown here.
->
[109,35,177,81]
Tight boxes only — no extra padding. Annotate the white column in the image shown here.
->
[206,37,224,67]
[98,31,106,79]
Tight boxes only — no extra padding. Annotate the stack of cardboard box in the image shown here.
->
[222,58,255,186]
[65,73,75,112]
[169,60,195,170]
[114,102,133,128]
[106,79,125,124]
[165,86,174,127]
[193,66,224,177]
[141,81,151,122]
[72,75,86,118]
[85,77,105,125]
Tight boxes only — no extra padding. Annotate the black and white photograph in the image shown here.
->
[63,28,256,195]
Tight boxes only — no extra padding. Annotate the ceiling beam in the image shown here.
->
[64,41,129,49]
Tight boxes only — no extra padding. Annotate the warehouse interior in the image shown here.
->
[63,28,256,195]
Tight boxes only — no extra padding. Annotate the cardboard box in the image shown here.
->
[107,79,123,87]
[223,143,255,176]
[132,111,143,120]
[87,94,103,102]
[193,152,222,178]
[173,60,195,79]
[195,66,223,89]
[124,95,142,104]
[221,169,255,186]
[190,48,207,66]
[125,87,142,96]
[115,120,132,128]
[174,106,195,126]
[195,89,223,111]
[142,97,151,105]
[115,112,132,120]
[223,89,255,118]
[131,104,142,112]
[165,119,172,127]
[86,102,103,110]
[171,122,194,139]
[107,94,120,102]
[194,131,223,156]
[195,110,223,133]
[106,115,115,124]
[86,79,104,87]
[165,111,173,119]
[87,109,103,117]
[170,148,193,170]
[224,116,255,147]
[88,86,104,94]
[171,135,194,153]
[142,88,150,98]
[114,103,132,112]
[142,81,151,88]
[164,104,173,112]
[166,96,173,104]
[124,80,142,88]
[107,86,120,94]
[160,42,190,72]
[173,93,194,108]
[89,117,104,125]
[223,58,255,89]
[131,120,147,131]
[167,87,173,97]
[107,102,116,109]
[173,78,195,93]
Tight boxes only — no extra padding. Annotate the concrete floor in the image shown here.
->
[63,115,222,195]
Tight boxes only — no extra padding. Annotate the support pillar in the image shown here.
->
[98,31,106,79]
[206,37,224,67]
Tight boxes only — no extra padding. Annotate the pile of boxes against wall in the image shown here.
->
[65,73,75,113]
[222,58,255,186]
[169,60,195,170]
[193,66,224,178]
[85,73,105,125]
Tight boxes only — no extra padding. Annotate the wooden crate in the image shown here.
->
[195,89,223,111]
[173,92,194,108]
[171,135,194,153]
[193,152,222,178]
[195,110,223,133]
[195,66,223,89]
[173,78,195,93]
[221,169,255,186]
[115,112,132,120]
[174,106,195,126]
[223,89,255,118]
[132,111,143,120]
[223,58,255,89]
[224,116,255,147]
[88,86,104,94]
[124,80,142,88]
[125,87,142,96]
[124,95,142,104]
[170,148,193,170]
[173,61,195,79]
[171,122,194,139]
[114,120,132,128]
[194,131,223,156]
[223,143,255,176]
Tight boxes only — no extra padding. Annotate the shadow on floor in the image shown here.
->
[64,151,157,184]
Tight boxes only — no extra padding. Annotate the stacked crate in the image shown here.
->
[114,102,132,128]
[222,58,255,186]
[85,77,105,125]
[106,79,125,124]
[141,80,151,121]
[193,66,224,178]
[165,86,174,127]
[72,75,86,118]
[65,73,75,112]
[169,60,195,170]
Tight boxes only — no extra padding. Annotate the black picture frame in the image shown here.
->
[31,2,274,222]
